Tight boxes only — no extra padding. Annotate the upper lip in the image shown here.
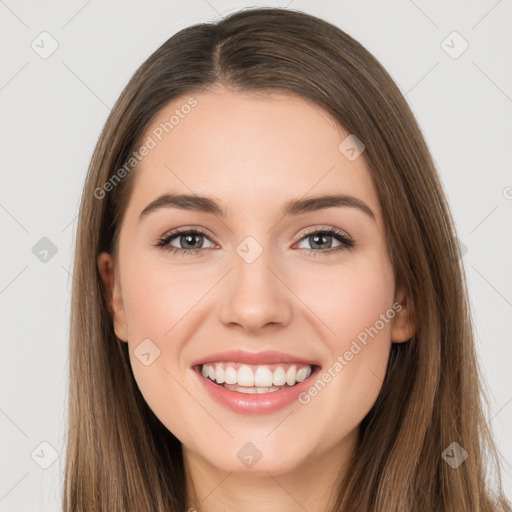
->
[191,350,320,368]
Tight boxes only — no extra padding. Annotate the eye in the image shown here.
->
[154,226,355,257]
[295,227,354,256]
[155,227,216,256]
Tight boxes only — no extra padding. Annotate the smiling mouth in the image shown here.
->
[197,362,320,394]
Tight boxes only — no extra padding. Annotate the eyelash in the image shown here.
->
[154,226,355,257]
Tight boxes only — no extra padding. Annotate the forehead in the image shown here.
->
[124,87,382,226]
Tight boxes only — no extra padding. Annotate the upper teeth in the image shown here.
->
[201,362,312,387]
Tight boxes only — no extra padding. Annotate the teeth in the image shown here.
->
[296,366,311,382]
[224,383,282,394]
[224,366,238,385]
[273,366,286,386]
[238,365,254,386]
[286,365,296,386]
[254,366,273,387]
[200,362,313,389]
[215,365,225,384]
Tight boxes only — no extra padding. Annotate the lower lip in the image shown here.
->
[193,365,321,415]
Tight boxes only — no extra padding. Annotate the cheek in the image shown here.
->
[293,256,396,432]
[119,255,202,439]
[119,254,214,418]
[120,253,210,341]
[292,255,396,412]
[296,254,395,349]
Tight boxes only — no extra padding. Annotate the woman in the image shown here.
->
[63,7,511,511]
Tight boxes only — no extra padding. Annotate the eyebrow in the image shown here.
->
[138,193,375,221]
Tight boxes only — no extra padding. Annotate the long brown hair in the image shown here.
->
[63,7,511,511]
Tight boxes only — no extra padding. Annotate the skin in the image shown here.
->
[97,86,415,512]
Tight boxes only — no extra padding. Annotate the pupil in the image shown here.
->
[311,234,331,249]
[183,233,202,249]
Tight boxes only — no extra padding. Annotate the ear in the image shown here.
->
[97,252,129,342]
[391,285,416,343]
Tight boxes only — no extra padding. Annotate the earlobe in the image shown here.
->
[97,252,130,342]
[391,286,416,344]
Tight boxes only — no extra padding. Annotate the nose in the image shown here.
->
[217,245,293,333]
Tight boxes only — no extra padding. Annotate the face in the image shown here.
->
[98,86,414,477]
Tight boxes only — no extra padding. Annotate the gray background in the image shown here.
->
[1,0,511,510]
